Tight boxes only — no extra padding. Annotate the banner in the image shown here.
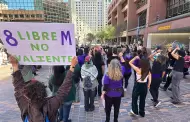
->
[0,22,76,65]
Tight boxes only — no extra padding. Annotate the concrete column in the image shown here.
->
[147,33,152,48]
[127,0,138,30]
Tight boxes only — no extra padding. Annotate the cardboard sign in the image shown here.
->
[0,22,76,65]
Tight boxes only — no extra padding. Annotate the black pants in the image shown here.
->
[83,89,95,111]
[184,68,189,77]
[132,82,147,117]
[149,78,162,102]
[164,69,172,89]
[105,95,121,122]
[97,77,103,96]
[124,73,132,88]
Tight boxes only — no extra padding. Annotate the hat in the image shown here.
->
[85,56,91,62]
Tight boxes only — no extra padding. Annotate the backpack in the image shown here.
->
[24,115,49,122]
[83,76,92,89]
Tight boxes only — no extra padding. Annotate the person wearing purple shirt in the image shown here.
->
[101,59,124,122]
[149,50,166,107]
[122,53,133,90]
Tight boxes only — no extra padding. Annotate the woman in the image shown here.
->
[49,65,80,122]
[129,56,151,117]
[92,51,105,96]
[171,47,185,104]
[119,50,132,91]
[81,56,98,112]
[149,50,166,107]
[101,59,124,122]
[107,47,120,65]
[160,47,176,91]
[9,56,78,122]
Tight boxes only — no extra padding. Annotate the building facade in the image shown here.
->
[108,0,190,48]
[0,0,69,23]
[0,10,44,22]
[69,0,112,42]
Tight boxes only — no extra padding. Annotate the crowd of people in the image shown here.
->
[9,43,190,122]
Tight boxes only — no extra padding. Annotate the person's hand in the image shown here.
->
[70,56,78,67]
[176,46,180,50]
[135,56,140,59]
[148,85,150,89]
[9,55,18,67]
[119,52,123,58]
[157,49,162,53]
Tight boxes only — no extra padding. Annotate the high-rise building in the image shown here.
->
[34,0,70,23]
[0,0,70,23]
[0,0,8,10]
[69,0,110,41]
[103,0,112,26]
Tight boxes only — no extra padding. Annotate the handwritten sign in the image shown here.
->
[0,22,76,65]
[158,25,171,31]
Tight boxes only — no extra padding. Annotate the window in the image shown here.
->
[166,0,190,18]
[15,14,19,18]
[31,14,35,18]
[20,14,24,18]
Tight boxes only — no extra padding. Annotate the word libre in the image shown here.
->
[4,30,72,46]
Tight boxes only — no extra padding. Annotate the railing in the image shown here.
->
[136,0,147,9]
[167,1,190,18]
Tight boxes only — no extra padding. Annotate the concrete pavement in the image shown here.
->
[0,66,190,122]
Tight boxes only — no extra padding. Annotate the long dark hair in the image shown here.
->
[93,51,103,66]
[139,59,150,81]
[24,81,47,107]
[52,66,65,86]
[107,47,112,58]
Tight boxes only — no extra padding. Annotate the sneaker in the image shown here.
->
[129,110,138,116]
[154,101,161,108]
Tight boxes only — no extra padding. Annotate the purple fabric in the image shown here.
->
[77,55,86,67]
[152,74,162,78]
[103,75,123,97]
[121,66,125,75]
[133,59,140,68]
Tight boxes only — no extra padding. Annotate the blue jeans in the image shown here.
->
[59,101,72,122]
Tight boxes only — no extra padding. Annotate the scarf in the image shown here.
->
[81,64,98,81]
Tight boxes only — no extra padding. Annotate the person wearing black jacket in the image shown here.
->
[160,47,176,91]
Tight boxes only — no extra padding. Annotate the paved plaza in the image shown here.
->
[0,66,190,122]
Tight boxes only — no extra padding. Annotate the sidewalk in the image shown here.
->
[0,64,12,80]
[37,66,190,122]
[0,66,190,122]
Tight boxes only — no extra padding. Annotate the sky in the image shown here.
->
[5,0,68,10]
